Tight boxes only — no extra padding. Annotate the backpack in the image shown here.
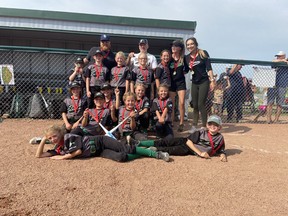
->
[26,93,49,118]
[9,93,31,118]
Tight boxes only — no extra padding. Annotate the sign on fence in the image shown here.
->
[0,65,15,85]
[252,66,276,88]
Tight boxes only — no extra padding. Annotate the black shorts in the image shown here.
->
[170,79,186,92]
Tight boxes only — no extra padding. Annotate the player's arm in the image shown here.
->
[50,149,82,160]
[185,139,210,159]
[62,112,72,131]
[35,136,52,158]
[81,109,89,127]
[129,111,137,130]
[72,116,84,129]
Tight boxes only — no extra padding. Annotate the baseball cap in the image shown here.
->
[101,83,112,90]
[100,34,110,41]
[69,82,81,89]
[75,57,84,64]
[207,115,222,126]
[275,51,286,56]
[139,39,148,45]
[94,92,105,99]
[172,39,184,49]
[94,50,103,56]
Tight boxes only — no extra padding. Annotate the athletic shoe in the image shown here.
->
[148,146,158,151]
[29,137,42,144]
[157,151,170,162]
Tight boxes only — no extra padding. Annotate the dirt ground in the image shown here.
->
[0,118,288,216]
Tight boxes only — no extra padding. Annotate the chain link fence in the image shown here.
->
[0,46,287,124]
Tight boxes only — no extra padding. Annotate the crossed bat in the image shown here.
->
[99,115,130,140]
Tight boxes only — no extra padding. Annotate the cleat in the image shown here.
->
[29,137,42,144]
[157,151,170,162]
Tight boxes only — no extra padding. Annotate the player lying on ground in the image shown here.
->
[134,115,227,162]
[35,125,169,162]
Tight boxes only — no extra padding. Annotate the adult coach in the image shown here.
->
[126,39,157,100]
[184,37,215,128]
[84,34,117,71]
[266,51,288,123]
[126,39,157,70]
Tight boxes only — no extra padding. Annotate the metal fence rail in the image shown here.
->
[0,46,287,124]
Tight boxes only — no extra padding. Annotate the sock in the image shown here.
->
[135,147,157,158]
[127,154,142,161]
[138,140,154,147]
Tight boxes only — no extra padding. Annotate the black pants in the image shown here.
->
[90,136,135,162]
[136,112,150,129]
[155,122,174,138]
[154,137,194,156]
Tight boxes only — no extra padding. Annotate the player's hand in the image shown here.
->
[83,109,89,118]
[114,88,120,96]
[72,122,79,129]
[200,152,210,159]
[50,155,65,160]
[87,91,91,98]
[130,111,136,118]
[220,154,227,162]
[128,52,135,58]
[158,116,165,124]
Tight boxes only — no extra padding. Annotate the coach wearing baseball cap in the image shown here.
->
[126,38,157,70]
[84,34,117,71]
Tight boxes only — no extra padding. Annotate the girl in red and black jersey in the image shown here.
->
[134,83,150,132]
[131,52,154,101]
[155,50,172,90]
[84,50,110,108]
[113,91,147,141]
[110,51,130,105]
[71,92,112,136]
[60,82,88,132]
[35,125,66,158]
[68,58,86,95]
[151,84,174,138]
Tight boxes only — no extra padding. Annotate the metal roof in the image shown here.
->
[0,7,196,31]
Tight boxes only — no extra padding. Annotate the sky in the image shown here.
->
[0,0,287,61]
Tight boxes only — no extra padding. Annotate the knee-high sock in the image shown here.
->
[138,140,155,147]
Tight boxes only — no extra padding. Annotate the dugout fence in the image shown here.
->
[0,46,287,124]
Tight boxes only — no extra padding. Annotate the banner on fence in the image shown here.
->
[252,66,276,88]
[0,65,15,85]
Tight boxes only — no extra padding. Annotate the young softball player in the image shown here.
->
[136,115,227,162]
[68,57,86,94]
[151,84,174,138]
[71,92,112,136]
[60,82,88,132]
[100,83,117,129]
[85,50,110,108]
[110,51,130,103]
[112,91,147,141]
[134,83,150,132]
[155,50,172,90]
[131,52,153,100]
[35,125,169,162]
